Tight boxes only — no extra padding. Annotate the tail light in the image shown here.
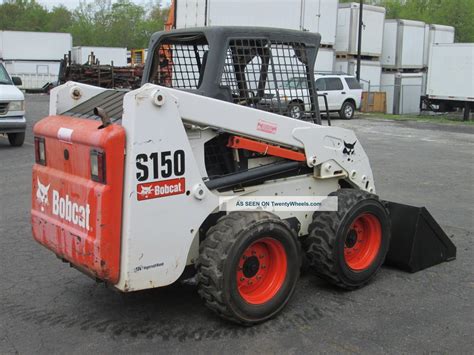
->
[90,149,106,183]
[34,136,46,165]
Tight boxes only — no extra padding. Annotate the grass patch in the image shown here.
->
[359,112,474,125]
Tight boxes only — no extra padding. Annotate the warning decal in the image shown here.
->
[137,178,186,201]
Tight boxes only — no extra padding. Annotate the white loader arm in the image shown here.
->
[150,84,375,193]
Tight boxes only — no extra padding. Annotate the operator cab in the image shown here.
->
[144,27,322,124]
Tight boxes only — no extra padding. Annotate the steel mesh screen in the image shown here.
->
[221,39,316,121]
[149,37,209,89]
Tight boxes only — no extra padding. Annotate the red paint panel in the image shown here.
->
[227,135,306,162]
[31,116,125,284]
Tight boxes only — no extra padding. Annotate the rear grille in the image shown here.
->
[62,90,126,123]
[0,102,8,115]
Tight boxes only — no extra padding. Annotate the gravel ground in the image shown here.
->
[0,94,473,354]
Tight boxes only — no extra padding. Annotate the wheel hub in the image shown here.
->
[345,229,358,248]
[236,238,288,305]
[242,256,260,278]
[344,213,382,271]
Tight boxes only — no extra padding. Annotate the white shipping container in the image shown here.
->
[381,20,425,69]
[426,43,474,102]
[334,59,381,91]
[315,48,335,73]
[380,72,423,114]
[176,0,339,46]
[72,46,128,66]
[335,2,386,57]
[423,24,455,67]
[0,31,72,61]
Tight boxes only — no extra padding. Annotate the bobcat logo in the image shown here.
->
[36,178,50,212]
[139,185,153,197]
[343,141,357,155]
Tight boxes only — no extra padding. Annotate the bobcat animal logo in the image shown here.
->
[139,185,153,197]
[343,141,357,155]
[36,178,50,212]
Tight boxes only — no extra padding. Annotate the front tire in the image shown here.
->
[304,189,391,290]
[197,211,300,325]
[339,100,355,119]
[8,132,25,147]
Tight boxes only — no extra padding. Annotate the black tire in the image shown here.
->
[339,100,355,119]
[304,189,391,290]
[197,211,300,325]
[7,132,25,147]
[288,101,304,119]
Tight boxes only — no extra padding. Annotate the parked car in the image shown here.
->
[260,75,362,120]
[0,63,26,146]
[315,74,362,119]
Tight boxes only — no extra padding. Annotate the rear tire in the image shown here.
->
[8,132,25,147]
[304,189,391,290]
[288,101,304,119]
[339,101,355,119]
[197,211,300,325]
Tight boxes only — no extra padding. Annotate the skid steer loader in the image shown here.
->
[31,27,455,325]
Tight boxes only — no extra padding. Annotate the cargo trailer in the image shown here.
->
[381,72,423,114]
[175,0,339,46]
[381,20,425,69]
[72,46,128,66]
[335,59,381,91]
[423,24,455,68]
[0,31,72,90]
[421,43,474,119]
[335,2,386,57]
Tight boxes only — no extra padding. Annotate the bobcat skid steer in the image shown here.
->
[31,27,455,325]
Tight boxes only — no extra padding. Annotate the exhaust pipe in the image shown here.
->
[94,107,111,128]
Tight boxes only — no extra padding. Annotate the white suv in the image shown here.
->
[260,75,362,120]
[315,74,362,119]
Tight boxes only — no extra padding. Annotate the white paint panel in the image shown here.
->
[335,3,386,56]
[381,72,423,114]
[0,31,71,61]
[381,21,398,67]
[335,59,381,91]
[399,20,425,69]
[426,43,474,101]
[381,20,425,69]
[175,0,338,45]
[315,48,335,73]
[302,0,338,45]
[176,0,207,28]
[423,24,455,67]
[72,46,128,66]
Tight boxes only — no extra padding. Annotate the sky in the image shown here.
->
[36,0,171,10]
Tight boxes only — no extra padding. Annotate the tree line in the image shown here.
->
[1,0,472,49]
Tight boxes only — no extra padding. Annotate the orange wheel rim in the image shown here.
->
[344,213,382,271]
[236,237,287,305]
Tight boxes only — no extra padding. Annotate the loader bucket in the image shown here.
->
[383,201,456,273]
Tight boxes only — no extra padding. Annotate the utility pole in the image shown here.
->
[356,0,364,81]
